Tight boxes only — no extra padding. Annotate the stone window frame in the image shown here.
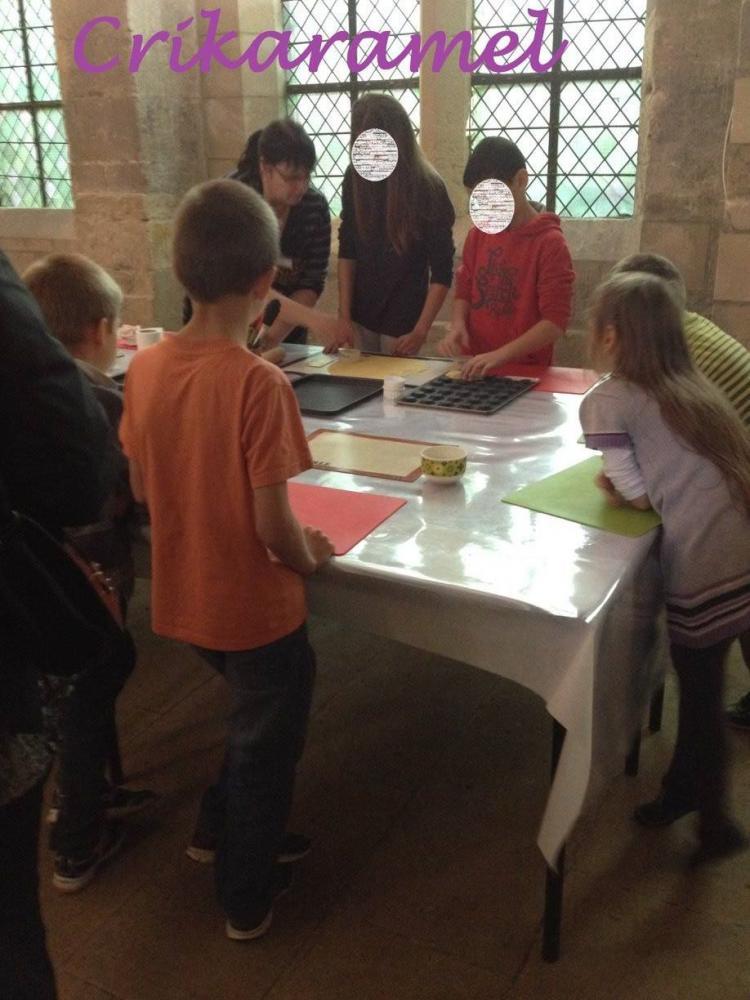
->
[0,0,73,208]
[470,0,646,219]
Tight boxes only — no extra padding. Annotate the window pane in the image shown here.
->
[0,65,29,102]
[473,0,555,75]
[284,0,350,85]
[27,26,56,65]
[30,61,59,101]
[0,6,20,32]
[355,0,419,83]
[468,82,550,206]
[0,30,24,68]
[563,0,646,73]
[556,78,641,217]
[1,174,43,207]
[287,90,351,215]
[23,0,54,29]
[44,174,72,208]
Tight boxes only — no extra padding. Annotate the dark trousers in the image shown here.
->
[283,325,308,345]
[50,628,136,858]
[0,777,58,1000]
[664,639,732,835]
[192,623,315,923]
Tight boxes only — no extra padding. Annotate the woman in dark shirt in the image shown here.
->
[337,93,456,356]
[232,119,331,346]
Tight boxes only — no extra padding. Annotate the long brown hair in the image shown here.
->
[350,93,442,255]
[588,272,750,514]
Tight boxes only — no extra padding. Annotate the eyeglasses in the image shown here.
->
[272,165,310,187]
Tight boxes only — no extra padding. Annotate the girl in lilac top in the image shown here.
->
[580,272,750,865]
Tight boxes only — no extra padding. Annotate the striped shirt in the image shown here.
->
[684,311,750,426]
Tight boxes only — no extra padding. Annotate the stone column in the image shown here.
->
[52,0,207,327]
[713,0,750,347]
[637,0,743,315]
[419,0,472,214]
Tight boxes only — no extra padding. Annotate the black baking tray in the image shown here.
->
[291,374,383,415]
[397,374,538,415]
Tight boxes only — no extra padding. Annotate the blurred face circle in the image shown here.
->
[469,178,515,234]
[351,128,398,182]
[261,159,310,207]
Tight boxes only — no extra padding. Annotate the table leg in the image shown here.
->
[649,683,665,733]
[542,719,566,962]
[625,729,641,776]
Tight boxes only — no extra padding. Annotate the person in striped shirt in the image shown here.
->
[612,253,750,731]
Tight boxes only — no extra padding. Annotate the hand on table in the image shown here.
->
[304,526,335,569]
[437,323,470,358]
[392,328,427,357]
[322,317,356,354]
[461,348,507,380]
[594,471,626,507]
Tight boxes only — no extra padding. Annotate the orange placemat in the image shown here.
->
[288,482,407,555]
[308,429,434,482]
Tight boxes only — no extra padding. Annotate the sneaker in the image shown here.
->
[633,791,697,827]
[225,865,293,942]
[47,785,158,825]
[690,821,749,867]
[186,831,312,866]
[52,823,125,893]
[726,690,750,730]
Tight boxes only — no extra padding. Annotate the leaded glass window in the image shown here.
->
[283,0,420,215]
[0,0,73,208]
[470,0,646,218]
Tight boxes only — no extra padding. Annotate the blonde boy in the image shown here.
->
[24,254,155,892]
[120,179,333,940]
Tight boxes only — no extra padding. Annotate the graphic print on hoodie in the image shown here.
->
[455,212,575,365]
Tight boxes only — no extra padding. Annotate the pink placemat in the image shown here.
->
[288,482,407,555]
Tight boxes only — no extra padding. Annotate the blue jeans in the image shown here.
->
[191,623,315,923]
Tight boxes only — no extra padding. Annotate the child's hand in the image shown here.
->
[437,323,470,357]
[462,349,505,380]
[393,328,427,356]
[304,526,334,569]
[323,317,356,354]
[594,470,625,507]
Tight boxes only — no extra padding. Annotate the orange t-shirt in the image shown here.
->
[120,335,312,651]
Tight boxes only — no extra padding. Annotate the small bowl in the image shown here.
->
[420,444,467,483]
[338,347,361,362]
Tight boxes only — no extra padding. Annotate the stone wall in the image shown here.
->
[0,0,747,356]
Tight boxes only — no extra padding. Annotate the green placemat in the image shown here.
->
[502,456,662,537]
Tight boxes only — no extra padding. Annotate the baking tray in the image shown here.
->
[291,374,383,416]
[397,374,538,415]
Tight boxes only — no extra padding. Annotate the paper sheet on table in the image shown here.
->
[288,482,407,554]
[308,429,430,481]
[328,356,429,379]
[496,364,598,394]
[502,456,662,537]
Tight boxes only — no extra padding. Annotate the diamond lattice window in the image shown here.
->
[470,0,646,218]
[0,0,72,208]
[283,0,420,215]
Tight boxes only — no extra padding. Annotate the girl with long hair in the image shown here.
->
[336,93,456,356]
[581,271,750,864]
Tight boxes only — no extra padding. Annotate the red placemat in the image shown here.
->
[490,364,598,394]
[288,482,407,555]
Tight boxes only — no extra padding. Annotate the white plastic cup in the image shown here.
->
[135,327,163,350]
[383,375,405,400]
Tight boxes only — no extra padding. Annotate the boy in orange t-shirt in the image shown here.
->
[120,179,333,941]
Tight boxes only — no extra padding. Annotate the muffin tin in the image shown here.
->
[397,374,538,415]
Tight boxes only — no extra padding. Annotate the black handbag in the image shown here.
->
[0,488,123,681]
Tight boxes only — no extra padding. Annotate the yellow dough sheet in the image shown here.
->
[328,356,429,379]
[308,429,430,480]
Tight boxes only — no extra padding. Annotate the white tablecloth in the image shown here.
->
[295,384,664,866]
